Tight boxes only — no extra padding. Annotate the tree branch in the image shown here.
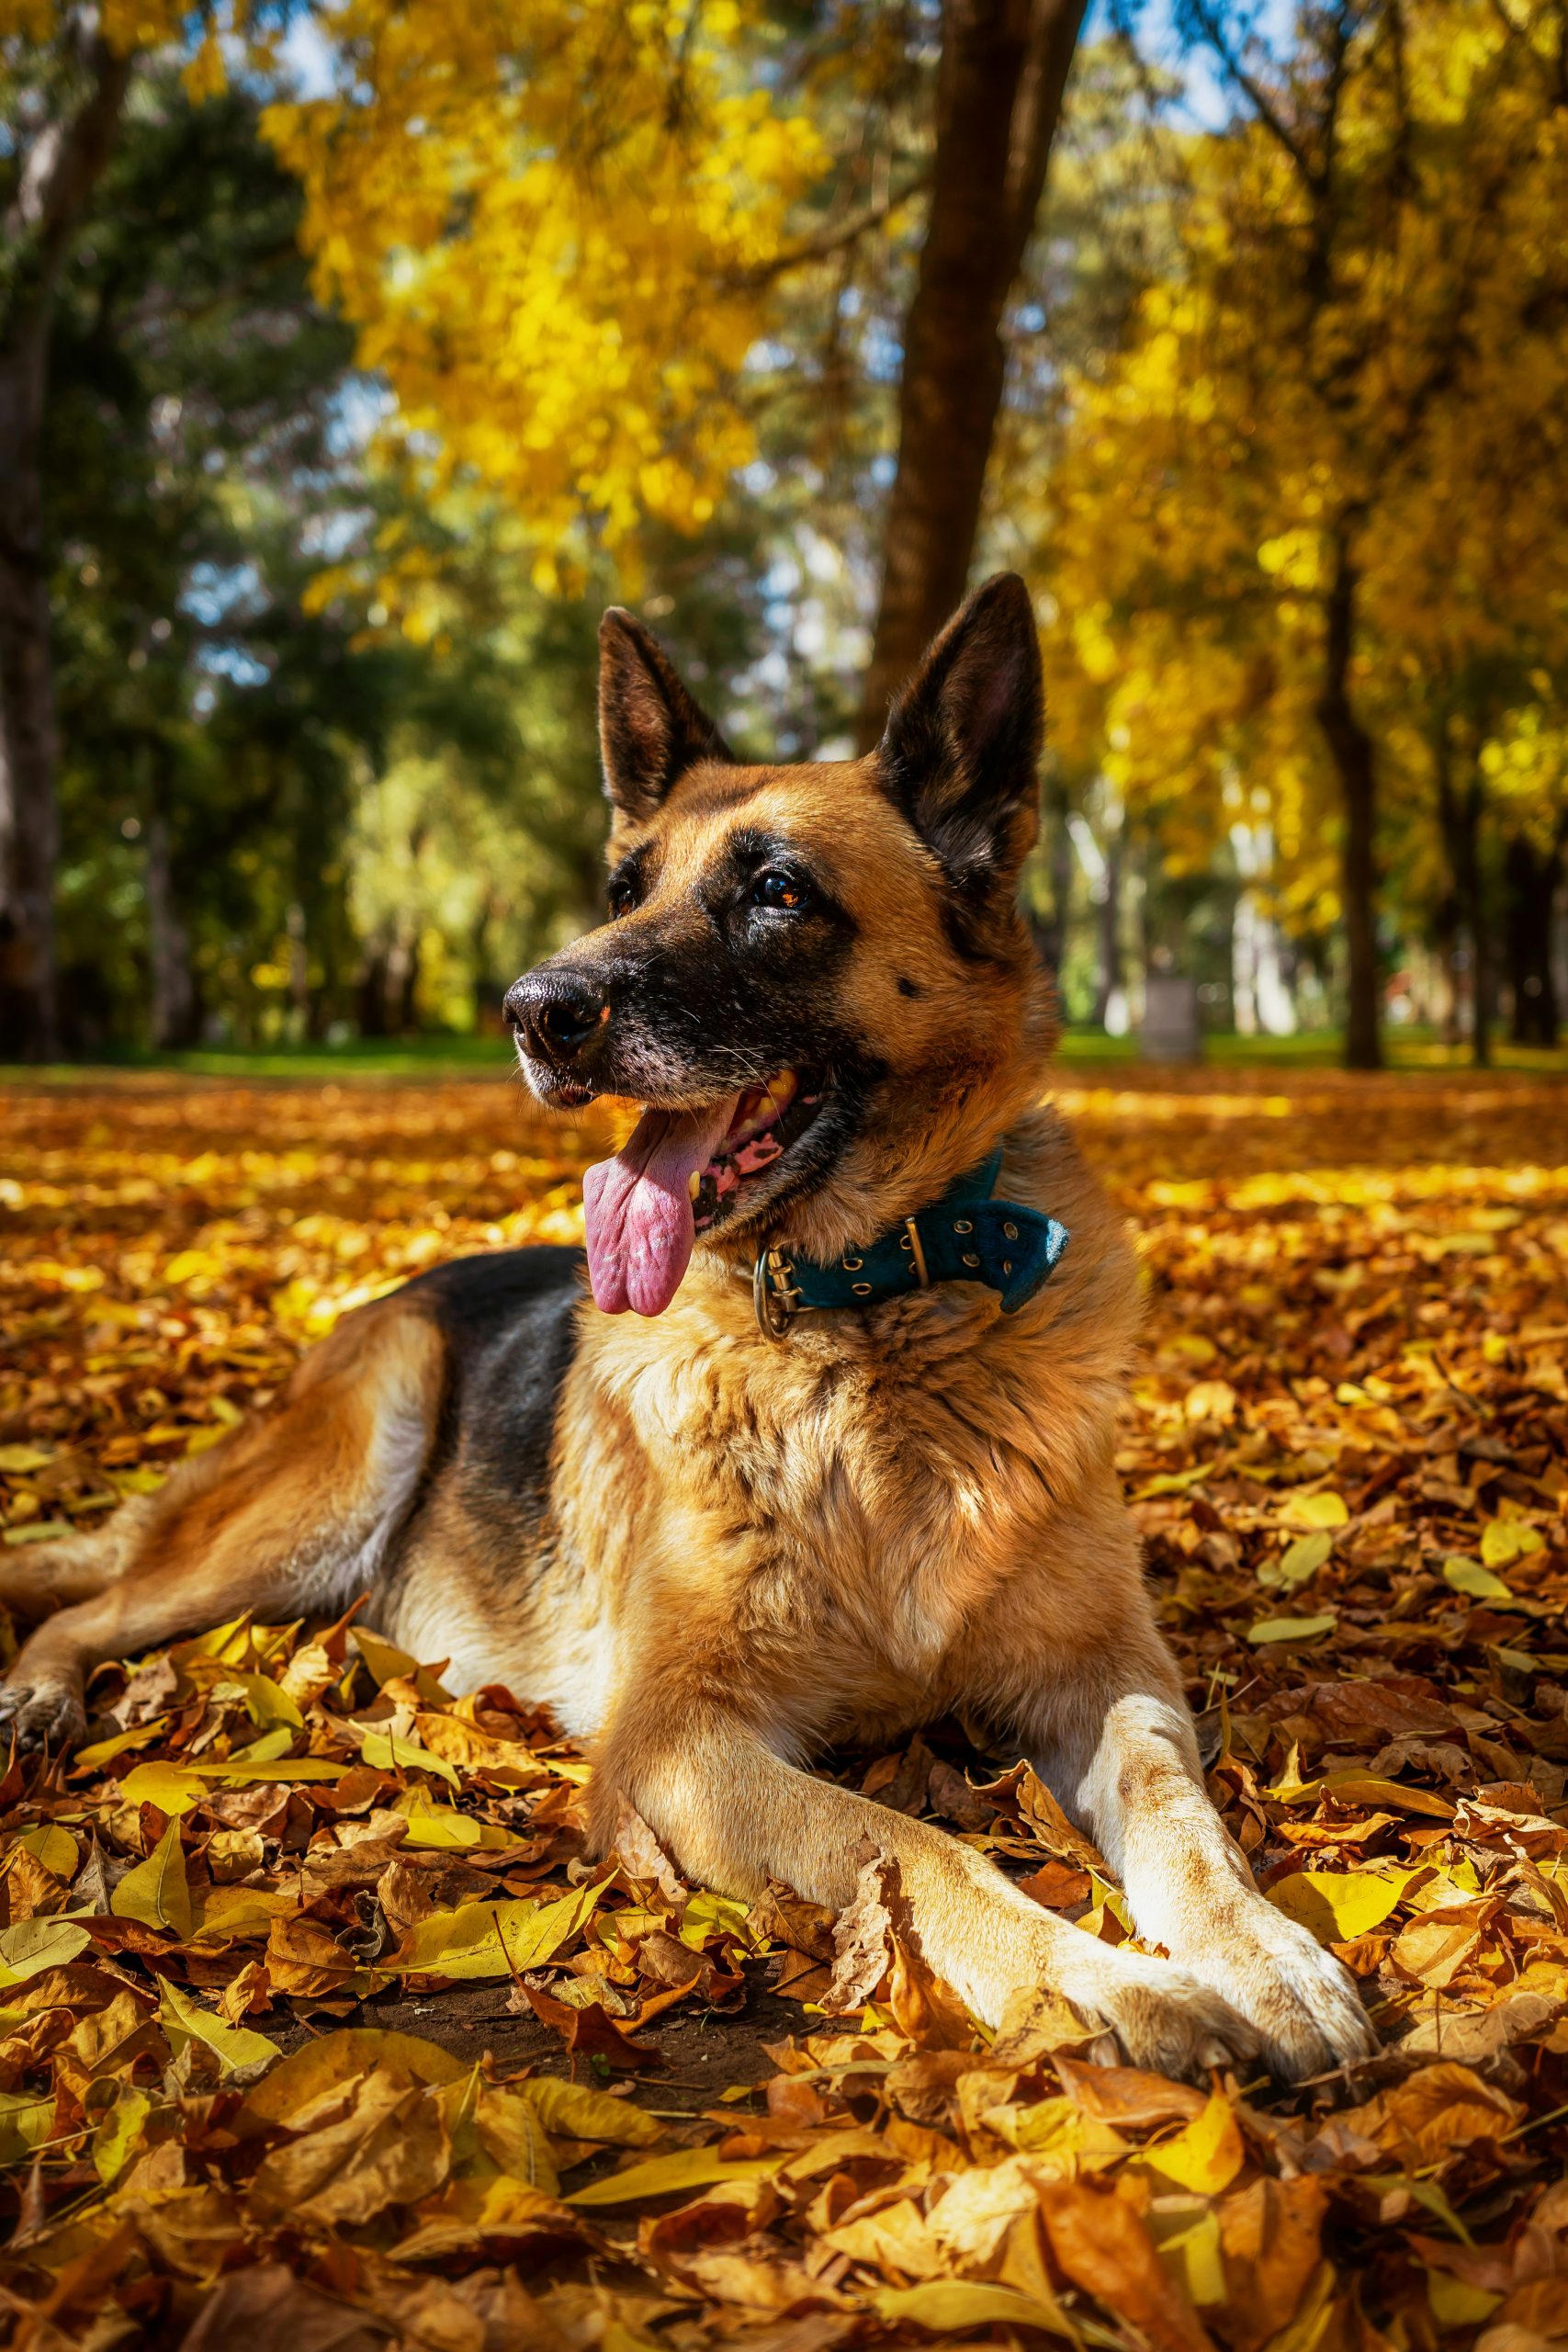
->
[729,171,931,288]
[1182,0,1321,190]
[6,31,130,262]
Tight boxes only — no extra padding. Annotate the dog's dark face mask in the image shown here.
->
[504,577,1046,1317]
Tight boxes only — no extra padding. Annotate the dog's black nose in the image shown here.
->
[503,971,607,1065]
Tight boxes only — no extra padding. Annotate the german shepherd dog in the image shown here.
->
[0,578,1373,2081]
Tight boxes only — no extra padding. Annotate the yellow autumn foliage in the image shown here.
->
[1032,0,1568,928]
[262,1,825,580]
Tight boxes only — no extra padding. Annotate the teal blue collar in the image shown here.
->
[752,1148,1068,1340]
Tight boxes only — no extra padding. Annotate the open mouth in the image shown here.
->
[581,1066,828,1318]
[692,1068,824,1232]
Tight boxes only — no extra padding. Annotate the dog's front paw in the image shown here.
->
[0,1676,86,1758]
[1191,1900,1378,2081]
[1079,1951,1262,2083]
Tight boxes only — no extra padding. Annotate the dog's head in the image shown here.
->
[505,573,1056,1317]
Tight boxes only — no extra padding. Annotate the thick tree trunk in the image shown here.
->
[1505,831,1561,1047]
[1315,534,1382,1069]
[393,930,422,1035]
[145,810,198,1050]
[856,0,1087,745]
[0,30,130,1060]
[0,322,63,1062]
[357,944,391,1038]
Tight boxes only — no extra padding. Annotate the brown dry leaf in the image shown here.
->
[1055,2056,1208,2130]
[608,1795,688,1910]
[819,1842,898,2015]
[181,2264,391,2350]
[264,1913,358,1996]
[750,1876,837,1962]
[1038,2174,1217,2352]
[250,2072,450,2224]
[1213,2177,1330,2352]
[1390,1905,1489,1988]
[1337,2062,1524,2167]
[374,1853,434,1939]
[514,1977,665,2071]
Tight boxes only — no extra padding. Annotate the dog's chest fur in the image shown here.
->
[536,1108,1142,1741]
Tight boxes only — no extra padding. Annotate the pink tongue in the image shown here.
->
[582,1097,739,1317]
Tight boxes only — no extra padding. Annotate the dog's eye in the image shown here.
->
[607,881,637,920]
[752,870,809,912]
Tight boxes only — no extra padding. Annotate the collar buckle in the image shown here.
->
[753,1244,803,1341]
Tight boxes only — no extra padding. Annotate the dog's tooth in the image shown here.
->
[687,1169,703,1201]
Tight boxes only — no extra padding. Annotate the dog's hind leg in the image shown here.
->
[0,1301,444,1755]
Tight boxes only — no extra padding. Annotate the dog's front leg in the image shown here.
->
[592,1695,1262,2079]
[1061,1662,1377,2080]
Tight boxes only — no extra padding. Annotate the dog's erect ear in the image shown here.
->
[876,573,1043,894]
[598,608,734,823]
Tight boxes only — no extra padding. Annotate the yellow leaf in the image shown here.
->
[1278,1490,1348,1531]
[0,2091,56,2168]
[1443,1555,1514,1601]
[244,2029,466,2126]
[119,1762,209,1817]
[0,1446,55,1473]
[354,1626,452,1703]
[472,2083,558,2196]
[389,1881,600,1979]
[1140,2090,1246,2193]
[1269,1868,1413,1944]
[119,1758,348,1809]
[1130,1464,1212,1501]
[1480,1519,1545,1567]
[566,2143,783,2206]
[158,1976,278,2075]
[1266,1771,1453,1821]
[1247,1613,1337,1644]
[392,1789,508,1849]
[92,2085,151,2184]
[524,2077,661,2146]
[70,1716,172,1770]
[1427,2274,1502,2327]
[1259,1531,1335,1590]
[0,1916,93,1985]
[1156,2209,1227,2306]
[190,1885,304,1941]
[13,1824,79,1879]
[353,1720,460,1789]
[873,2282,1081,2341]
[111,1819,193,1939]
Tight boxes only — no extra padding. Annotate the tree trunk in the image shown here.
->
[394,929,422,1035]
[1092,817,1122,1028]
[145,810,198,1050]
[856,0,1087,746]
[1505,831,1561,1047]
[1456,774,1490,1068]
[0,320,64,1062]
[1315,532,1382,1069]
[0,30,130,1061]
[357,944,391,1037]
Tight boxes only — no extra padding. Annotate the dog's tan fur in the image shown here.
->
[0,582,1374,2081]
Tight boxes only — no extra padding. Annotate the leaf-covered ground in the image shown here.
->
[1,1064,1567,2351]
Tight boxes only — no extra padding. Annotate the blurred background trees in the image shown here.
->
[2,0,1565,1067]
